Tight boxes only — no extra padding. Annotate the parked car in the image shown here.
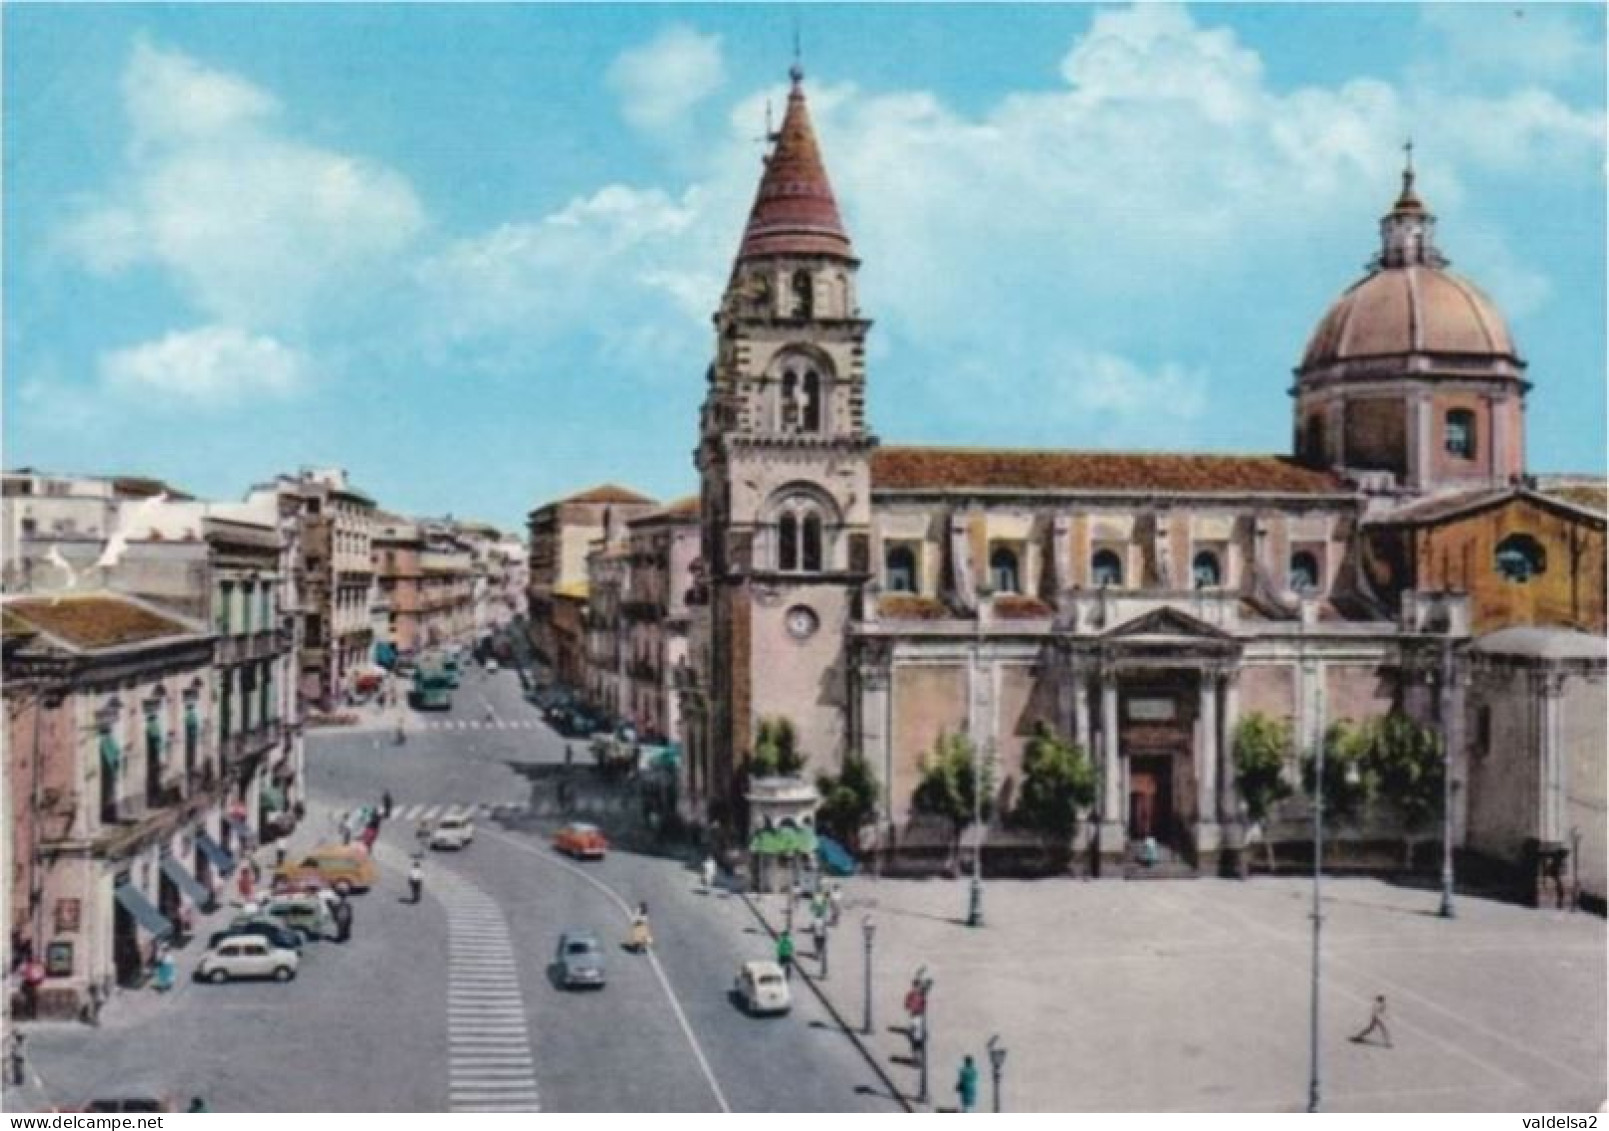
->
[430,813,475,851]
[553,822,608,860]
[196,937,299,983]
[554,930,606,989]
[484,659,500,673]
[273,844,376,894]
[69,1093,176,1113]
[734,960,791,1016]
[261,892,336,939]
[209,917,304,952]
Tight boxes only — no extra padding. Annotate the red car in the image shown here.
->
[553,822,608,860]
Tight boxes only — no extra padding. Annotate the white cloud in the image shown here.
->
[100,325,307,403]
[62,39,426,333]
[123,36,278,147]
[607,26,726,133]
[418,184,714,351]
[1419,5,1599,85]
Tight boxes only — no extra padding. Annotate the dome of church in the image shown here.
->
[1299,163,1521,375]
[1301,266,1516,370]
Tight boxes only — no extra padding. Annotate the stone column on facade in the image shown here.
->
[1098,669,1124,856]
[1196,668,1221,856]
[1536,669,1566,845]
[1488,393,1507,484]
[1072,663,1092,757]
[1220,667,1242,825]
[1409,391,1433,490]
[1325,398,1346,467]
[856,641,895,842]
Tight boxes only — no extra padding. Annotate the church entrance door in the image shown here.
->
[1128,755,1173,842]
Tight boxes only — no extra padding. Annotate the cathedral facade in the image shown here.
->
[664,69,1606,886]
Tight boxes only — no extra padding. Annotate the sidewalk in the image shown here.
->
[2,802,352,1112]
[742,872,1607,1113]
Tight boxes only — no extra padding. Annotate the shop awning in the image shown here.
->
[160,856,213,909]
[114,883,173,941]
[749,825,819,857]
[196,832,235,876]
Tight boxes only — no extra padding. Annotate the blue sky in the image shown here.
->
[4,3,1604,532]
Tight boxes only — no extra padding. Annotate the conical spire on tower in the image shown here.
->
[736,66,854,262]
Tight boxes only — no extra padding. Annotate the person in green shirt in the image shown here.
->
[955,1056,979,1113]
[776,929,795,980]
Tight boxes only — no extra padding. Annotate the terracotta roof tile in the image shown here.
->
[1541,484,1607,515]
[737,72,853,262]
[993,595,1054,619]
[5,595,196,649]
[878,594,950,621]
[562,484,655,506]
[871,447,1345,495]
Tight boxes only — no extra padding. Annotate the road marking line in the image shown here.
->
[479,825,732,1114]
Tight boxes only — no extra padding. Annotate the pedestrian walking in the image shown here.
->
[700,855,717,893]
[339,813,353,845]
[359,823,378,851]
[811,917,827,964]
[332,894,353,943]
[10,1031,26,1088]
[274,843,287,869]
[1350,994,1393,1047]
[408,858,424,904]
[186,1097,209,1113]
[776,928,795,981]
[565,744,574,769]
[828,882,843,927]
[237,860,256,902]
[153,948,176,993]
[382,790,393,819]
[955,1055,979,1113]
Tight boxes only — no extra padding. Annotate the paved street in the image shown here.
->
[753,872,1607,1113]
[6,667,896,1113]
[8,666,1601,1113]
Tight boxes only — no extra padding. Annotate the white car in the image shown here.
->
[485,659,500,673]
[734,960,791,1016]
[197,936,299,983]
[430,813,475,850]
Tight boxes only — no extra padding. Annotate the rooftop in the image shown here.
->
[871,447,1346,495]
[561,484,655,506]
[4,594,200,651]
[1472,627,1607,663]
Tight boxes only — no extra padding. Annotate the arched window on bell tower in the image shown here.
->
[781,371,799,430]
[792,269,814,319]
[802,371,822,433]
[802,513,824,572]
[778,513,799,571]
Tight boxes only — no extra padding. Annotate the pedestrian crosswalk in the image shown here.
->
[436,873,541,1113]
[398,801,533,822]
[413,719,548,732]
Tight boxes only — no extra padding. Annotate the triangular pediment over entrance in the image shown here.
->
[1102,605,1233,643]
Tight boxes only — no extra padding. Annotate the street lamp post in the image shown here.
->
[861,916,876,1036]
[967,588,990,928]
[1438,639,1457,920]
[1307,726,1326,1114]
[986,1034,1006,1113]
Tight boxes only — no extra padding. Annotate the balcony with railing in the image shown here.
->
[220,719,283,765]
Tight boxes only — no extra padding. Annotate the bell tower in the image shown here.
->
[696,64,875,814]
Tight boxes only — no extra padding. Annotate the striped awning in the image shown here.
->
[196,832,235,876]
[114,883,173,941]
[160,855,213,909]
